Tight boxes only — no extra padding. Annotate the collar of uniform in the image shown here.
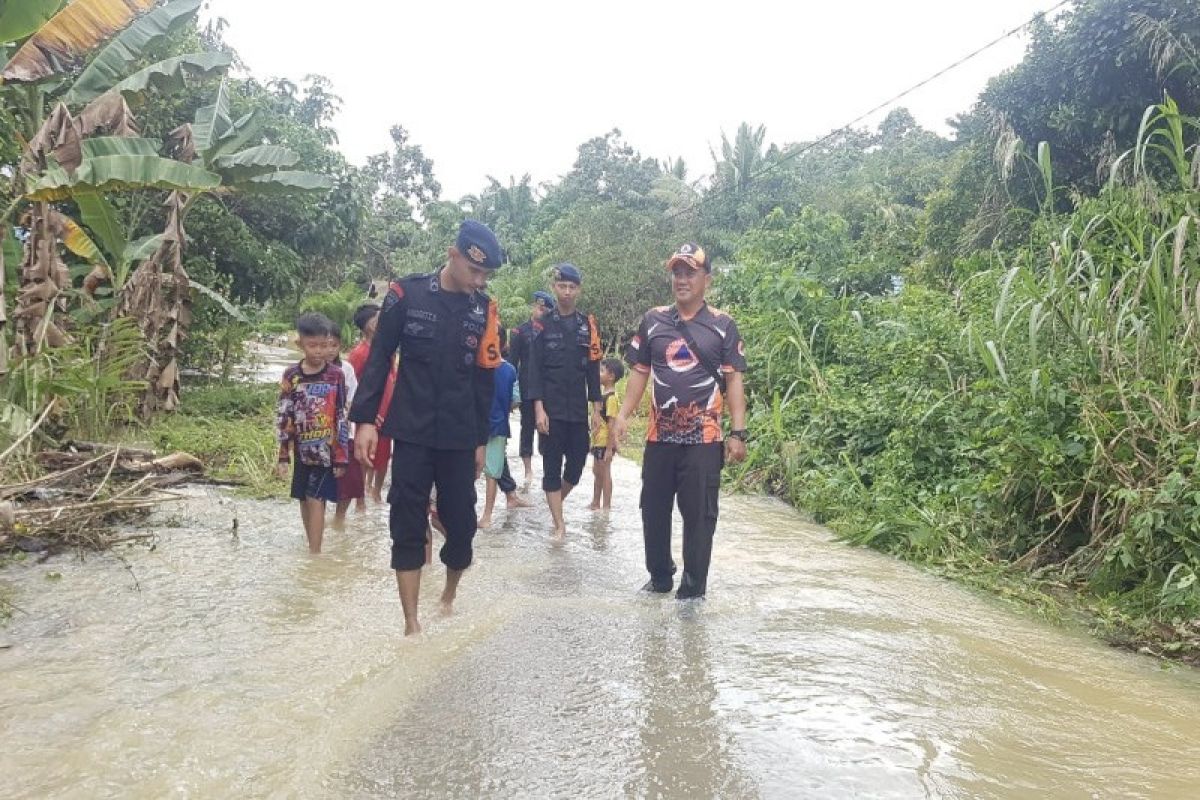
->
[671,301,708,324]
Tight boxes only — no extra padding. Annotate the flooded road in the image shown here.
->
[2,450,1199,798]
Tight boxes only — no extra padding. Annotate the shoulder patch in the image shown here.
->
[381,280,405,312]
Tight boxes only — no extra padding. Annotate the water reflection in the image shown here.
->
[627,611,758,798]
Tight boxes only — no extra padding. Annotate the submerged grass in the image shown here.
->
[138,381,285,498]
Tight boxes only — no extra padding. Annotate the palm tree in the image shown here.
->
[711,123,768,196]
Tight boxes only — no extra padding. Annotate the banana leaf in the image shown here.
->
[55,212,109,268]
[192,78,231,156]
[189,279,248,322]
[64,0,202,103]
[212,145,299,182]
[81,135,161,158]
[123,233,163,265]
[76,192,126,265]
[235,170,333,195]
[0,0,62,46]
[26,154,220,201]
[209,110,263,159]
[79,51,230,106]
[1,0,157,83]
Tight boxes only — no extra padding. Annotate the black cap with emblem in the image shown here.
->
[456,219,503,270]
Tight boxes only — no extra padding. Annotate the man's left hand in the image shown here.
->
[725,437,747,464]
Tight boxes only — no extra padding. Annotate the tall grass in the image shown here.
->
[727,97,1200,623]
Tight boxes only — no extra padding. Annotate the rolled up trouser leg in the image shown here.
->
[498,457,517,495]
[388,442,436,571]
[519,399,537,458]
[433,447,478,570]
[560,420,590,487]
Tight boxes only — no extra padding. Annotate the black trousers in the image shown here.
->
[640,442,724,596]
[541,419,589,492]
[518,399,542,459]
[498,459,516,495]
[389,441,476,571]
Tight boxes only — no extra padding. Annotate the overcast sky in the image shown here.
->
[201,0,1059,199]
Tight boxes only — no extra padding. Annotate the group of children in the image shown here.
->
[275,308,624,552]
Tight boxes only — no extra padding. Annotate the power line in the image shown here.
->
[657,0,1078,228]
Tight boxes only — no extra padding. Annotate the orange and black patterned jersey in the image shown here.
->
[349,270,499,450]
[626,303,747,445]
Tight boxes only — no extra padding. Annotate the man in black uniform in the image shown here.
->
[526,263,602,539]
[509,290,554,484]
[351,220,503,635]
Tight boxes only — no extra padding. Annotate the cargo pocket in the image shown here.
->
[704,474,721,525]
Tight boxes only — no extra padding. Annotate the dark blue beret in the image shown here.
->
[553,262,582,284]
[532,290,555,309]
[456,219,503,270]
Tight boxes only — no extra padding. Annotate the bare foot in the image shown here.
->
[331,516,346,531]
[551,525,566,541]
[354,501,367,513]
[370,489,383,503]
[404,620,422,636]
[478,515,492,529]
[588,502,600,510]
[506,495,531,509]
[439,590,456,616]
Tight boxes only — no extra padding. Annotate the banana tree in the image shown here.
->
[112,81,331,412]
[2,0,230,345]
[3,0,330,413]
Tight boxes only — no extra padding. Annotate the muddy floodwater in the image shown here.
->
[2,452,1199,798]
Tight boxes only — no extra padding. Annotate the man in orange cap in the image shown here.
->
[611,243,748,599]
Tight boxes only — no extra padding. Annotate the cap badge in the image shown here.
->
[468,244,486,263]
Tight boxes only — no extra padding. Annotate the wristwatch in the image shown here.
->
[728,429,748,442]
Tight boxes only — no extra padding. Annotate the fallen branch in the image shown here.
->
[0,399,56,463]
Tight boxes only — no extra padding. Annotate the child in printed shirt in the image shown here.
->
[590,358,623,510]
[275,313,350,553]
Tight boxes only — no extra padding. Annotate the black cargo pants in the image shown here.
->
[639,441,724,597]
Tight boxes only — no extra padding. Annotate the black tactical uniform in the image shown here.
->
[509,319,540,459]
[526,309,601,492]
[350,270,500,571]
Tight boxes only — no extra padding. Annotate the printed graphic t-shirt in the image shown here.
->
[276,361,350,466]
[625,303,746,445]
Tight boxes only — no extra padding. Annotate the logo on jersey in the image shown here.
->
[665,337,698,372]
